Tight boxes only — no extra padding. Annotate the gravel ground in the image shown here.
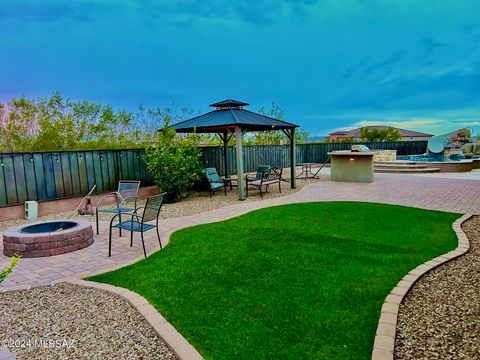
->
[0,283,177,360]
[395,215,480,359]
[0,177,324,233]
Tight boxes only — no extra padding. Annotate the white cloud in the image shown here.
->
[348,117,478,135]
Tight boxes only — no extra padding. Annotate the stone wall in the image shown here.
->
[372,150,397,162]
[3,220,94,258]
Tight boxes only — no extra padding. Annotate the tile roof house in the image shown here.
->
[327,126,433,141]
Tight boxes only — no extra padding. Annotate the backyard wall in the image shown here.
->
[201,141,427,176]
[0,149,152,209]
[0,141,427,209]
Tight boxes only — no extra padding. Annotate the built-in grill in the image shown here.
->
[351,144,370,152]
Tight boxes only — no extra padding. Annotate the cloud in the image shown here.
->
[421,37,448,52]
[364,51,406,74]
[346,117,480,135]
[0,0,110,23]
[0,0,321,25]
[342,51,406,79]
[146,0,320,25]
[336,65,480,112]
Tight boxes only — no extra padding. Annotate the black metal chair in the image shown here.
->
[246,167,283,198]
[96,180,141,235]
[108,193,166,258]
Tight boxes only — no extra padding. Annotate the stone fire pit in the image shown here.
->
[3,220,94,258]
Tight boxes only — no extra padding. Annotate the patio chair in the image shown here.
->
[108,193,166,258]
[246,164,270,190]
[246,167,282,198]
[204,167,230,197]
[246,165,271,184]
[95,180,141,235]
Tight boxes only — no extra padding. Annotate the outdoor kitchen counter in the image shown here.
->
[327,151,374,183]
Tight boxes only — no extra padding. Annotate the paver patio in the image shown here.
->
[1,172,480,289]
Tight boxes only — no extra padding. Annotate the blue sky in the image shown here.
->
[1,0,480,136]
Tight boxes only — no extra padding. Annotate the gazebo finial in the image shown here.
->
[209,99,249,110]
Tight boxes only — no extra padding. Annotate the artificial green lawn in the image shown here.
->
[89,202,460,359]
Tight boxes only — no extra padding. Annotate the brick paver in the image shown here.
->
[1,173,480,288]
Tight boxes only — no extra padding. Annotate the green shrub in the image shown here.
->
[0,255,20,284]
[144,120,203,203]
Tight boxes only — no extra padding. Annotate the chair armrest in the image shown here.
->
[130,213,143,221]
[132,206,145,216]
[96,193,117,209]
[121,195,139,205]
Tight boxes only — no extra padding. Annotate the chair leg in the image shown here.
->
[96,210,99,235]
[224,185,227,196]
[140,232,147,258]
[118,213,122,237]
[279,181,282,193]
[108,225,113,257]
[156,227,162,250]
[130,230,133,247]
[260,186,263,198]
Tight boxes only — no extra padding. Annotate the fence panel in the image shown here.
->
[0,141,427,207]
[200,140,428,175]
[0,149,153,207]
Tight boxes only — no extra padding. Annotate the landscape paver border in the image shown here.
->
[371,213,472,360]
[2,175,480,360]
[0,278,203,360]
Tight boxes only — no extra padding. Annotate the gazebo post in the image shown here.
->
[221,131,229,178]
[234,126,245,200]
[290,128,296,189]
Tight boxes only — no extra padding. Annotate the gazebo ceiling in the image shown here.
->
[169,99,299,134]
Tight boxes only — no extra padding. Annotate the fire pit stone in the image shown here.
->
[3,220,94,258]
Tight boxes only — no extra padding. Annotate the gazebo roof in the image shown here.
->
[170,99,299,133]
[209,99,249,108]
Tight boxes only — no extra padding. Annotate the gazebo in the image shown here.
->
[170,99,299,200]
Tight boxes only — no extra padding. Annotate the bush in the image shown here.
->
[144,121,203,203]
[0,255,20,284]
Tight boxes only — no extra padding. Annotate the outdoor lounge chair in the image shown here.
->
[246,165,271,185]
[108,193,166,258]
[246,167,282,198]
[95,180,141,235]
[204,167,231,197]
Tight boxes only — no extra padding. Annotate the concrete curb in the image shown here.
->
[371,213,472,360]
[1,278,203,360]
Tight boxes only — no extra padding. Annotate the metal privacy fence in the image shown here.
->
[202,140,428,175]
[0,141,427,207]
[0,149,152,207]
